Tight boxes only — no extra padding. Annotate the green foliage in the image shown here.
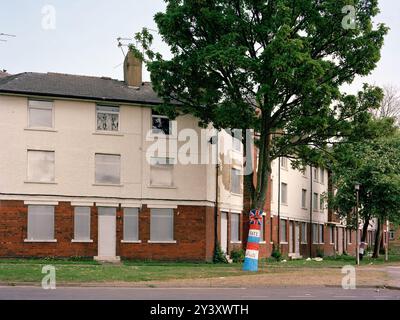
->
[230,249,245,263]
[133,0,387,210]
[330,122,400,227]
[213,243,228,264]
[271,246,282,261]
[316,247,324,258]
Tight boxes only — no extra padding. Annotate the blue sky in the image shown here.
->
[0,0,399,94]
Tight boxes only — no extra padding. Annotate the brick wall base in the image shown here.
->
[0,200,215,261]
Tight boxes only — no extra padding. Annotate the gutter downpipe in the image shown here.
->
[309,165,313,258]
[277,158,281,251]
[214,132,219,258]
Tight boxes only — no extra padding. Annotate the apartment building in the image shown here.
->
[0,53,244,261]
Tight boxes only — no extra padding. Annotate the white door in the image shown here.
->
[98,207,117,258]
[295,223,300,254]
[220,212,228,254]
[289,221,294,253]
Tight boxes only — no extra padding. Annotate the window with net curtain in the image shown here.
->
[230,213,240,242]
[123,208,139,242]
[27,150,55,183]
[95,154,121,184]
[74,207,91,241]
[96,105,119,131]
[28,100,53,128]
[150,157,174,187]
[27,206,55,241]
[150,208,174,241]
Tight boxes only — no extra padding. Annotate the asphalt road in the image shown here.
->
[0,286,399,300]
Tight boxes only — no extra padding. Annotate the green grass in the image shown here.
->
[0,255,399,284]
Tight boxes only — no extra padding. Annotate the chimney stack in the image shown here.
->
[123,50,142,87]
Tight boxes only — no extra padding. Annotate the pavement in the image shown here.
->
[0,285,399,300]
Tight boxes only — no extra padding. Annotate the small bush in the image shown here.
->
[316,247,324,258]
[230,249,245,263]
[271,247,282,261]
[213,243,228,264]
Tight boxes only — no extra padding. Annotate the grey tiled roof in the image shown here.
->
[0,72,175,105]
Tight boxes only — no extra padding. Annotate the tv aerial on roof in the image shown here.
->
[0,33,16,42]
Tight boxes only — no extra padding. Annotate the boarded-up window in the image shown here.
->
[123,208,139,241]
[95,154,121,184]
[74,207,91,241]
[27,150,55,182]
[150,208,174,241]
[27,206,55,241]
[230,213,240,242]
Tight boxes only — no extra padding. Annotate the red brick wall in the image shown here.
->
[0,200,214,261]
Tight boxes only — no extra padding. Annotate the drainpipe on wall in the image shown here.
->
[277,157,281,252]
[211,133,219,258]
[309,165,313,258]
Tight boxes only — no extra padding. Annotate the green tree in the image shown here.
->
[133,0,387,210]
[329,119,400,258]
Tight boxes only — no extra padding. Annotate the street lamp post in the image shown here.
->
[355,183,360,266]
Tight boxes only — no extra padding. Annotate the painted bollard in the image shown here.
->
[243,209,263,272]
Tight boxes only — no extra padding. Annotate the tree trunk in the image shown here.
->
[361,218,370,243]
[373,218,383,258]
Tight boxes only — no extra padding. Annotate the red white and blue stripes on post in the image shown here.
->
[243,209,263,272]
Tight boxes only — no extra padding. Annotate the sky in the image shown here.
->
[0,0,399,94]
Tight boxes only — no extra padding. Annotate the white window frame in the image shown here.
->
[152,111,172,135]
[301,189,307,209]
[230,167,241,195]
[149,208,176,243]
[94,153,121,185]
[281,182,288,205]
[28,100,54,129]
[320,195,325,212]
[230,213,241,243]
[27,150,55,183]
[313,193,319,212]
[312,224,319,244]
[122,208,140,243]
[313,167,319,182]
[319,224,324,244]
[320,168,325,184]
[73,207,92,242]
[280,219,288,243]
[25,205,56,242]
[301,222,308,244]
[96,105,120,132]
[280,157,288,170]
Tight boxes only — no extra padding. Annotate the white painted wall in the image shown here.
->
[270,158,329,224]
[0,95,242,209]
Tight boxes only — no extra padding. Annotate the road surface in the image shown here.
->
[0,286,399,300]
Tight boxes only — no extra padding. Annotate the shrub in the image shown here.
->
[230,249,245,263]
[213,243,228,264]
[271,246,282,261]
[316,247,324,258]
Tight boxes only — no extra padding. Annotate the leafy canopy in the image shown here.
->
[133,0,387,208]
[330,118,400,226]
